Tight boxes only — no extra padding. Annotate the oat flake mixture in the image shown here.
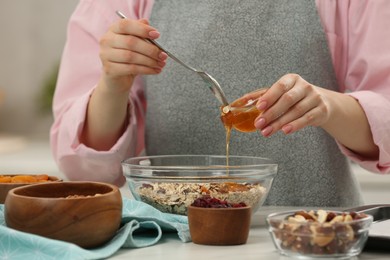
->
[137,182,267,215]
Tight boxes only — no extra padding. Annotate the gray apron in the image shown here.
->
[145,0,363,207]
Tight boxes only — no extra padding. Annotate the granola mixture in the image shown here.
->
[65,193,102,199]
[136,182,267,215]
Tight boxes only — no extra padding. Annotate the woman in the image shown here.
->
[51,0,390,206]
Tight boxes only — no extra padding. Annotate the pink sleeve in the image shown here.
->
[50,0,154,185]
[317,0,390,173]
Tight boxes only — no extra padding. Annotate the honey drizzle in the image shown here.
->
[225,125,232,175]
[221,103,262,176]
[221,89,268,176]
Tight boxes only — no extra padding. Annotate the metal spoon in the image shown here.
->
[116,11,229,106]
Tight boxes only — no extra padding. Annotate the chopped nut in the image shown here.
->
[330,215,344,224]
[344,214,353,222]
[295,210,315,221]
[288,214,307,223]
[317,209,328,223]
[311,225,335,247]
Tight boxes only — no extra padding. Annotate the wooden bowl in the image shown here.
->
[4,181,122,248]
[0,174,61,204]
[188,205,252,245]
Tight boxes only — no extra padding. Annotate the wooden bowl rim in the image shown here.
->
[7,181,119,200]
[188,205,252,211]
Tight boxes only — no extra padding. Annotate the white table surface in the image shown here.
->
[110,228,390,260]
[1,135,390,259]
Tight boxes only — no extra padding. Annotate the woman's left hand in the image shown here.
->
[242,73,378,159]
[251,73,332,137]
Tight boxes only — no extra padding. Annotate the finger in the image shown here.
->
[256,74,300,111]
[229,88,268,111]
[101,48,166,69]
[102,61,162,77]
[113,18,159,40]
[242,88,269,100]
[101,33,168,63]
[261,86,306,123]
[260,96,317,136]
[234,88,268,107]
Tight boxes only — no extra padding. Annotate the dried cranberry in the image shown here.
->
[191,196,247,208]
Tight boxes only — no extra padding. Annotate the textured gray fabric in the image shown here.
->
[145,0,363,207]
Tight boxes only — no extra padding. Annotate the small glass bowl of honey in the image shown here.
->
[220,88,267,133]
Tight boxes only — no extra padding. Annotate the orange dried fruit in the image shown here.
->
[0,174,51,183]
[35,174,49,181]
[221,182,249,192]
[11,175,38,183]
[0,176,12,183]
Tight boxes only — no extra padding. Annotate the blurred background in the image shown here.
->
[0,0,78,139]
[0,0,389,204]
[0,0,78,174]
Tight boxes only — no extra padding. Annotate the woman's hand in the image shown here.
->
[252,74,331,137]
[250,73,378,159]
[81,18,168,151]
[99,18,168,93]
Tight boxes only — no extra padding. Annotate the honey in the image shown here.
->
[221,100,262,170]
[220,88,268,171]
[220,88,267,133]
[220,100,262,133]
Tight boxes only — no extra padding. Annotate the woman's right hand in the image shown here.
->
[81,18,167,151]
[99,18,168,93]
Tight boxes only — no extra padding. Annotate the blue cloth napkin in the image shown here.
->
[0,198,190,260]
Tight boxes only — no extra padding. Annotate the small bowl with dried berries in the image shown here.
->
[266,209,373,259]
[188,196,252,245]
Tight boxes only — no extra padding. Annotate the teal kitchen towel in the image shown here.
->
[0,198,190,260]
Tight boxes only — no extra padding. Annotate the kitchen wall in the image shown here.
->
[0,0,79,138]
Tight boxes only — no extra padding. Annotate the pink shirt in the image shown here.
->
[51,0,390,185]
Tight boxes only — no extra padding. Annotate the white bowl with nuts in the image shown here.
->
[266,209,373,258]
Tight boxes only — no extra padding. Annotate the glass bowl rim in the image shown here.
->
[266,209,374,227]
[122,154,278,180]
[122,154,278,169]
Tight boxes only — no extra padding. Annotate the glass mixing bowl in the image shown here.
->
[122,155,277,215]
